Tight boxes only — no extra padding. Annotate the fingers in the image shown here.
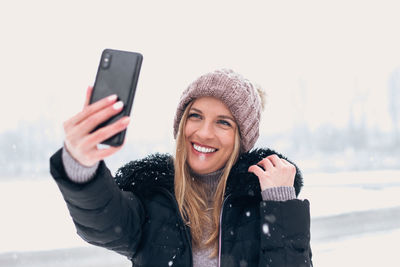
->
[76,100,124,135]
[249,154,286,174]
[64,93,118,131]
[83,86,94,109]
[249,154,296,189]
[266,154,284,167]
[257,157,274,170]
[83,116,130,147]
[248,165,265,178]
[63,115,129,166]
[280,158,290,166]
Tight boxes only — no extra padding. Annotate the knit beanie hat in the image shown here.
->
[173,69,265,153]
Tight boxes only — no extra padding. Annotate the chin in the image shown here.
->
[188,159,218,174]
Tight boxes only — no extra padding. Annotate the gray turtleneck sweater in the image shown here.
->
[61,146,296,266]
[189,169,222,267]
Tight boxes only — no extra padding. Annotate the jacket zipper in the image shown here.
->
[158,187,193,267]
[218,194,231,267]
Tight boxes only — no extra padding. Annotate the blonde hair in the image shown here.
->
[174,101,241,258]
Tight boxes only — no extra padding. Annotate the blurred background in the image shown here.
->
[0,0,399,266]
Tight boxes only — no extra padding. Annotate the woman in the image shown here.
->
[50,69,312,266]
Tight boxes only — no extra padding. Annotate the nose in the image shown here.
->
[195,120,215,140]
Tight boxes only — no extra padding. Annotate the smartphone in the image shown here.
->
[89,48,143,146]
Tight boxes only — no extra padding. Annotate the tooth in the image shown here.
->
[193,144,216,153]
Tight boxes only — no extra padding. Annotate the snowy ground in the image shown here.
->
[0,170,399,266]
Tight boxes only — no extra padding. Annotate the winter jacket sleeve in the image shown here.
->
[49,147,145,259]
[259,199,312,267]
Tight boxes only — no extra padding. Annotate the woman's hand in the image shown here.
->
[248,154,296,191]
[63,86,130,167]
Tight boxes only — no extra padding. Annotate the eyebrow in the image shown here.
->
[190,107,236,123]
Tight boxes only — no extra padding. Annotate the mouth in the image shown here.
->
[192,142,218,154]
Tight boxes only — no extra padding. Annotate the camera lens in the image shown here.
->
[101,53,112,69]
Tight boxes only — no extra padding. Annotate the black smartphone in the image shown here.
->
[89,48,143,147]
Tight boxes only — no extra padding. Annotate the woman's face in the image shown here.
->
[184,96,237,174]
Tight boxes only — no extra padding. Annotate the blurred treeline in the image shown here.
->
[0,113,398,179]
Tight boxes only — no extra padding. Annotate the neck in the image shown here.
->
[190,168,224,199]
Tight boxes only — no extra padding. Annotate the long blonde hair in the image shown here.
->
[174,101,241,258]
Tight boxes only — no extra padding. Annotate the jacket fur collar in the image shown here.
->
[114,148,303,198]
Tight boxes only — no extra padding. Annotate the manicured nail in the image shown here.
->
[113,101,124,110]
[108,94,118,102]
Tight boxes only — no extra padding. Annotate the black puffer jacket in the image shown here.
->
[50,147,312,267]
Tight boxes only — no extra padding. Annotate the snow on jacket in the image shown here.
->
[50,147,312,267]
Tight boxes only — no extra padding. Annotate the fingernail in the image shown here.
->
[122,117,130,125]
[108,94,118,102]
[113,101,124,110]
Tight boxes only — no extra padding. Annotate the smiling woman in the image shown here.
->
[49,68,312,266]
[184,97,237,174]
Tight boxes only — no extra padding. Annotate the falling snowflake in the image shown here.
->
[262,224,270,236]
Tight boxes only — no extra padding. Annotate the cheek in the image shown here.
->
[184,122,194,138]
[221,131,236,152]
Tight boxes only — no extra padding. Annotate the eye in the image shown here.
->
[218,120,232,127]
[188,113,202,119]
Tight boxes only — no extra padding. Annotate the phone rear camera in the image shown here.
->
[101,53,112,69]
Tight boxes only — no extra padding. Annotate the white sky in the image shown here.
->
[1,0,400,143]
